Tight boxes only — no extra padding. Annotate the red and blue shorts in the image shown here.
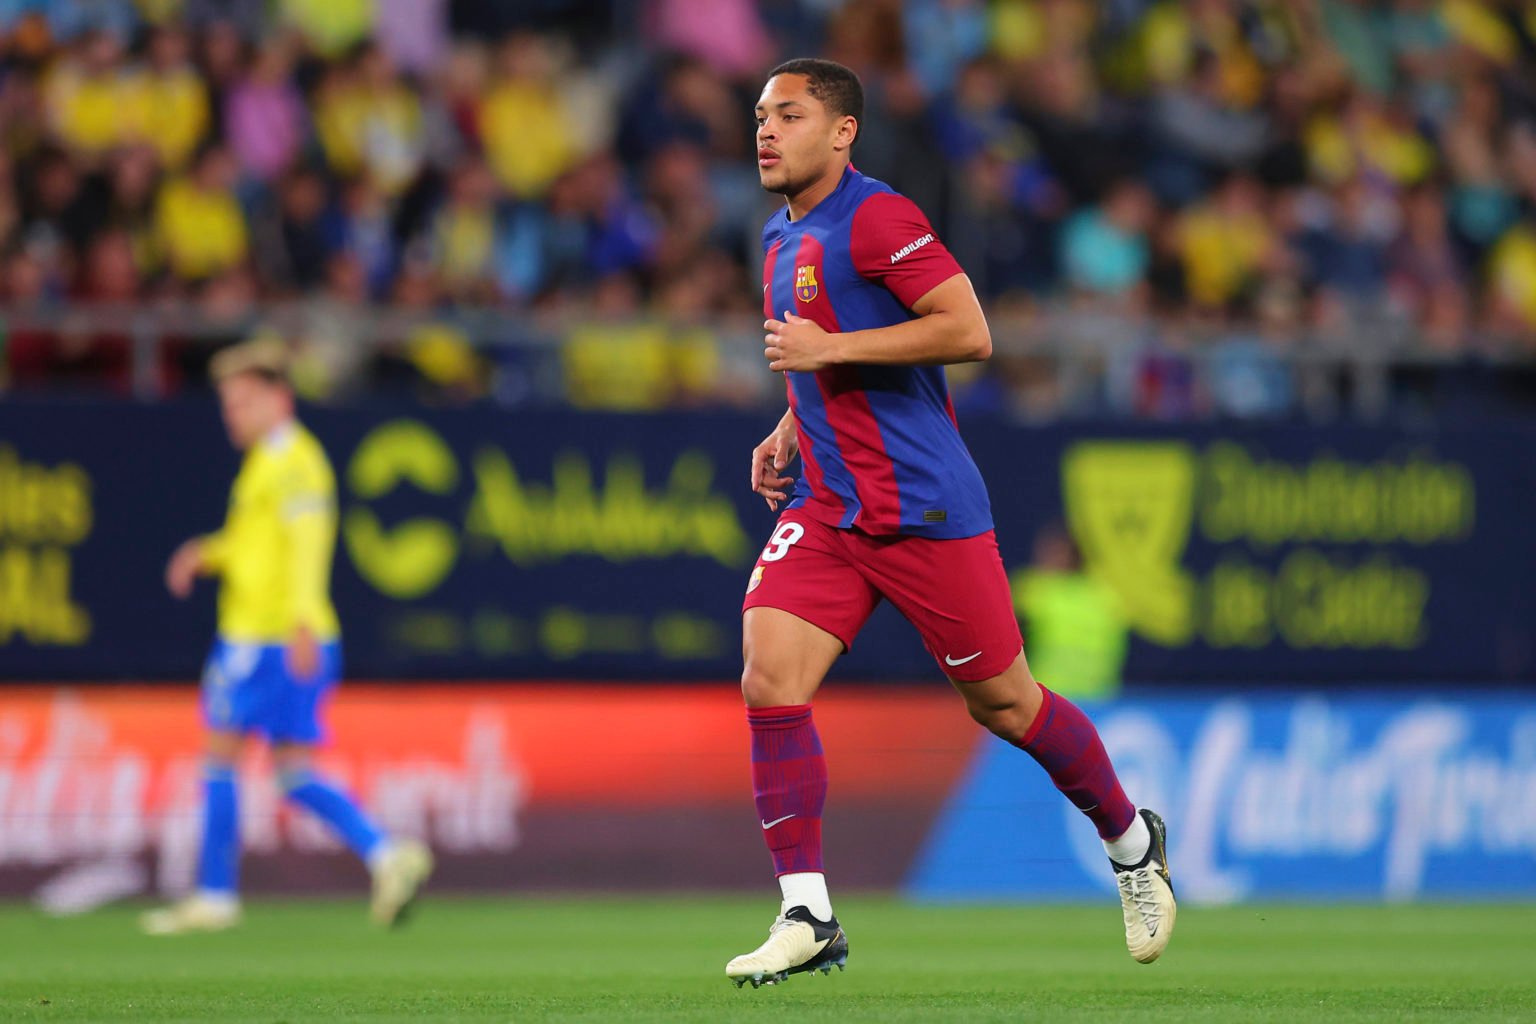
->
[741,509,1023,681]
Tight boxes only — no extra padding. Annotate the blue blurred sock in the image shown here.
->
[281,769,385,862]
[197,763,240,896]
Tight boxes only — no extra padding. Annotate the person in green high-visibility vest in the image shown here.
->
[1011,521,1129,701]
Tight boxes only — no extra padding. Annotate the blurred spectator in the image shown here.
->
[1177,172,1277,310]
[314,44,424,197]
[0,156,17,249]
[1147,50,1270,204]
[1300,177,1395,303]
[1208,282,1300,419]
[335,174,397,296]
[1016,43,1129,205]
[644,0,772,80]
[1127,324,1205,419]
[1388,184,1464,318]
[79,227,139,301]
[435,41,491,154]
[258,166,339,292]
[1059,179,1153,302]
[617,55,739,166]
[430,158,501,301]
[7,229,180,394]
[1010,521,1128,701]
[1488,225,1536,335]
[123,23,209,171]
[3,0,136,43]
[1304,90,1434,189]
[0,53,47,159]
[902,0,988,99]
[930,56,1015,162]
[291,252,372,398]
[2,244,55,308]
[562,270,727,410]
[280,0,374,60]
[226,37,307,184]
[480,33,577,200]
[104,144,162,275]
[403,321,489,403]
[1387,0,1456,123]
[155,146,247,281]
[179,0,269,38]
[18,145,96,253]
[1443,74,1517,250]
[196,18,249,141]
[1321,0,1395,95]
[376,0,451,78]
[43,30,130,159]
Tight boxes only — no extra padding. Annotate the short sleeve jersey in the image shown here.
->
[762,167,992,538]
[205,422,341,643]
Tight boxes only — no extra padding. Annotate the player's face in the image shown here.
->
[216,373,284,450]
[755,74,849,197]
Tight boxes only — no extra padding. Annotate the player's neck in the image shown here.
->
[262,417,296,447]
[786,163,849,222]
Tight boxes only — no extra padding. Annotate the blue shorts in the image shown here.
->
[200,637,342,744]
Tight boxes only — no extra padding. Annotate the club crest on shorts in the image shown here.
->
[794,264,819,303]
[747,565,765,593]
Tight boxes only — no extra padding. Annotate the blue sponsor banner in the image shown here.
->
[1,400,1535,681]
[909,694,1536,902]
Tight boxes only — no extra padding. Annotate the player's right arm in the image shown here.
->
[763,192,990,371]
[751,406,798,511]
[165,532,224,598]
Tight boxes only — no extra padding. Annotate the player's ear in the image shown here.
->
[833,115,858,153]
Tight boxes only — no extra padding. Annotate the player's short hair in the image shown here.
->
[210,337,290,387]
[767,58,863,140]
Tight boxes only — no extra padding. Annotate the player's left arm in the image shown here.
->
[764,192,990,372]
[281,464,335,679]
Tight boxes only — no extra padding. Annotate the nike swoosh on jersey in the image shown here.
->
[944,651,983,666]
[761,814,796,829]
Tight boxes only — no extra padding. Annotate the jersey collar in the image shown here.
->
[785,165,859,225]
[262,419,298,453]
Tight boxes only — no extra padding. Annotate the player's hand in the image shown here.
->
[765,311,838,373]
[750,424,798,511]
[287,625,320,681]
[165,539,204,599]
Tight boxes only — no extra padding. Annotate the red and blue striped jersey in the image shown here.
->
[762,167,992,538]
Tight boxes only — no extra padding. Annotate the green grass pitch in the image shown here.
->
[3,896,1533,1022]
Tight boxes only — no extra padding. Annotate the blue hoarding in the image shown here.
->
[1,401,1534,682]
[910,694,1536,902]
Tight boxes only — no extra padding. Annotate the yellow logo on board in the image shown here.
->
[1063,442,1197,646]
[343,420,461,599]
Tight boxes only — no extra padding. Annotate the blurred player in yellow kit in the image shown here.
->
[141,339,432,935]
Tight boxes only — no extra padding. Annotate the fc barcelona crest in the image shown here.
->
[795,264,819,303]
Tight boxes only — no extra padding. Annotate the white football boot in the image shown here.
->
[140,894,242,936]
[726,905,849,988]
[369,838,434,927]
[1112,808,1177,963]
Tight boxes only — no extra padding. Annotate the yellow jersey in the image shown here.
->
[201,421,341,643]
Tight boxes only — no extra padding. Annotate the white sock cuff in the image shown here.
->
[777,871,833,921]
[196,888,240,908]
[1102,811,1151,867]
[366,840,394,873]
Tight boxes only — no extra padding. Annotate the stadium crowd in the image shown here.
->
[1,0,1535,416]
